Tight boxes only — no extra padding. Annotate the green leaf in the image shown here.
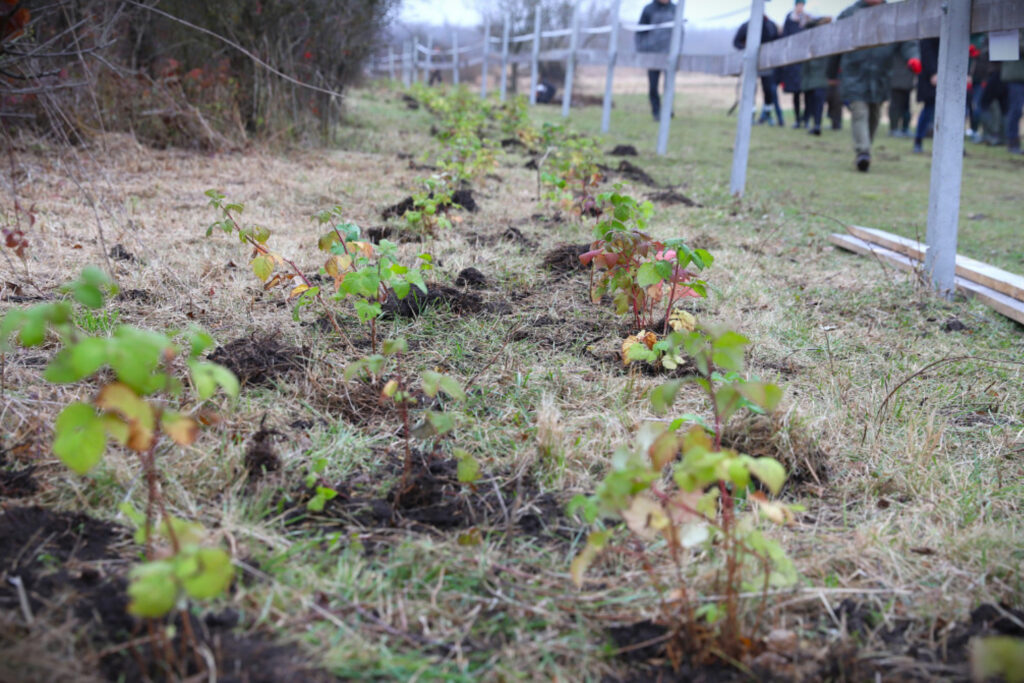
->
[53,402,106,474]
[454,448,480,484]
[180,548,234,600]
[17,312,47,347]
[636,262,663,288]
[381,338,408,355]
[748,457,787,495]
[69,337,109,378]
[737,381,783,413]
[650,380,683,414]
[714,384,746,425]
[251,255,273,282]
[711,330,750,373]
[190,361,239,399]
[127,561,178,617]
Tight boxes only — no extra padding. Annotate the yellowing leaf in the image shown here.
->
[621,335,640,366]
[95,382,156,452]
[251,255,273,282]
[570,530,609,588]
[669,309,696,333]
[160,411,199,446]
[621,495,669,541]
[289,284,310,299]
[381,379,399,399]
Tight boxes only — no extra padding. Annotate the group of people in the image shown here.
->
[636,0,1024,172]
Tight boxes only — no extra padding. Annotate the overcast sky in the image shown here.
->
[399,0,860,29]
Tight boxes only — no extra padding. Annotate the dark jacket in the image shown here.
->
[890,52,915,91]
[635,1,676,54]
[827,0,919,103]
[775,11,806,93]
[916,38,939,103]
[801,58,830,92]
[733,16,779,51]
[1001,31,1024,83]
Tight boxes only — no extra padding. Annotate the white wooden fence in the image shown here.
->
[370,0,1024,298]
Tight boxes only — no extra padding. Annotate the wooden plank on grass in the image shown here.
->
[830,234,1024,325]
[845,226,1024,303]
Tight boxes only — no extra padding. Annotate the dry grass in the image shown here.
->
[1,81,1022,680]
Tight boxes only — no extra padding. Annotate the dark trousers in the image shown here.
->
[648,69,663,117]
[915,99,935,145]
[759,74,783,125]
[805,88,825,129]
[827,83,843,129]
[792,92,804,124]
[1006,81,1024,149]
[889,88,911,131]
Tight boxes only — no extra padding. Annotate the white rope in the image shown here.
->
[581,25,613,35]
[623,20,681,32]
[540,27,573,38]
[510,34,535,43]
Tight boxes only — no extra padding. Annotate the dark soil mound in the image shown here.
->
[524,158,539,170]
[108,243,137,262]
[365,226,423,244]
[616,160,658,186]
[381,189,477,220]
[401,93,419,109]
[647,190,702,207]
[501,137,526,149]
[455,267,488,289]
[542,243,591,274]
[609,144,638,156]
[382,284,482,318]
[0,450,37,498]
[244,424,282,482]
[208,334,306,387]
[451,188,478,212]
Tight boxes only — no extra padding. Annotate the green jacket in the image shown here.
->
[1000,31,1024,83]
[800,57,829,91]
[829,1,920,103]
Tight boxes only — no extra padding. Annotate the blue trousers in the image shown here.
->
[915,100,935,145]
[1006,82,1024,149]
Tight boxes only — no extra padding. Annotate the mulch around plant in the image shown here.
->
[207,333,307,387]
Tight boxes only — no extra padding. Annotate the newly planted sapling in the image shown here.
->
[204,190,352,346]
[343,338,465,503]
[580,191,712,333]
[0,269,239,666]
[403,176,459,236]
[570,326,801,666]
[540,134,603,218]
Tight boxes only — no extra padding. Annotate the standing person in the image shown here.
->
[636,0,677,122]
[1002,31,1024,155]
[801,57,830,135]
[826,81,844,130]
[733,15,782,126]
[828,0,921,172]
[778,1,809,128]
[888,53,915,137]
[912,38,939,154]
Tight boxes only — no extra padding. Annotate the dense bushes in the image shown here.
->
[0,0,398,148]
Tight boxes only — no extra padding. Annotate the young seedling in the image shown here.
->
[0,268,239,676]
[570,325,802,666]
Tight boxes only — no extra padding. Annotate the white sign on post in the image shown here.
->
[989,30,1021,61]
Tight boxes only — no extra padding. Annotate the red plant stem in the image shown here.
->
[662,281,678,335]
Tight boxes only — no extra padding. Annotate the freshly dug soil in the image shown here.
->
[208,333,307,387]
[381,189,477,220]
[542,243,591,274]
[719,411,830,490]
[0,450,37,498]
[365,225,423,243]
[615,160,658,186]
[609,145,638,156]
[244,424,282,482]
[647,190,702,207]
[455,267,488,289]
[382,283,482,318]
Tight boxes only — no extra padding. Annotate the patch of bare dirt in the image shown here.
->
[542,243,591,274]
[719,411,829,491]
[647,190,702,207]
[208,333,307,387]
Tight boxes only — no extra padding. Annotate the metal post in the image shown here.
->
[481,16,491,98]
[924,0,971,297]
[388,45,395,81]
[601,0,622,133]
[425,36,433,84]
[729,0,765,196]
[453,30,460,85]
[529,10,542,105]
[656,0,686,154]
[562,0,581,118]
[500,14,511,101]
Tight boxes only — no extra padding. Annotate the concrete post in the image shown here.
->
[729,0,765,196]
[388,46,395,80]
[529,10,542,105]
[562,0,580,118]
[481,16,491,98]
[500,14,511,101]
[601,0,622,133]
[403,40,412,87]
[924,0,972,297]
[425,36,433,84]
[656,0,686,155]
[453,30,460,85]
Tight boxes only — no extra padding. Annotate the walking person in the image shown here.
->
[778,1,809,128]
[912,38,939,154]
[888,53,914,137]
[1002,32,1024,155]
[801,57,829,135]
[828,0,921,172]
[733,15,782,126]
[636,0,677,122]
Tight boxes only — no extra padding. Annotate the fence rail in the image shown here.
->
[370,0,1024,301]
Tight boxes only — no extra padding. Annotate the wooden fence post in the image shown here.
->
[453,30,460,85]
[729,0,765,196]
[500,14,511,101]
[656,0,687,155]
[924,0,972,296]
[562,0,581,118]
[601,0,622,133]
[481,16,491,98]
[529,10,542,105]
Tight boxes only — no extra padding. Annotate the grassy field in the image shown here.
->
[1,79,1023,681]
